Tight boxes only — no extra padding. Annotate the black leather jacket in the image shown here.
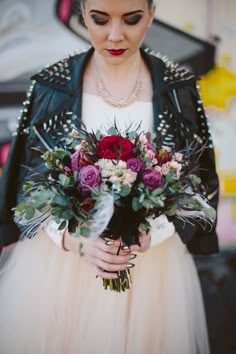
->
[0,47,219,254]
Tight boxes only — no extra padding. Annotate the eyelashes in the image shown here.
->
[125,15,143,25]
[91,15,143,26]
[91,16,107,25]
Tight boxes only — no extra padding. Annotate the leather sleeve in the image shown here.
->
[0,82,46,246]
[171,83,220,254]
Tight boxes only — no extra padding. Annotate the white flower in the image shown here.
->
[154,165,162,173]
[122,170,137,186]
[169,161,182,172]
[96,159,127,179]
[109,168,137,186]
[169,161,182,178]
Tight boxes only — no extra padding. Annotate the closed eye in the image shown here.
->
[124,15,143,25]
[91,15,108,26]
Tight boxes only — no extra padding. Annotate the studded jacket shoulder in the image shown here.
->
[0,47,219,254]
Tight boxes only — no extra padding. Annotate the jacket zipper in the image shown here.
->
[32,126,53,151]
[172,89,182,113]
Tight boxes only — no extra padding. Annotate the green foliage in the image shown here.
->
[120,184,131,197]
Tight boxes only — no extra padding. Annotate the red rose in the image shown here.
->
[96,136,134,161]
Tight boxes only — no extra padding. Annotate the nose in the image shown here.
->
[108,22,124,42]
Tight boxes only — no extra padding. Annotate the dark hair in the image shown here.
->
[80,0,154,9]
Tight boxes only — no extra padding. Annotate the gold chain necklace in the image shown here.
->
[96,60,142,108]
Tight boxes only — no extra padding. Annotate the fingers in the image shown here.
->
[129,230,151,253]
[78,236,136,279]
[82,253,135,279]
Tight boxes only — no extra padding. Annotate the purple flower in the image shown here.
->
[78,165,101,193]
[127,158,144,172]
[70,151,80,172]
[146,142,156,153]
[142,169,163,191]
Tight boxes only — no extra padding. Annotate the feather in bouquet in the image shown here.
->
[14,122,216,292]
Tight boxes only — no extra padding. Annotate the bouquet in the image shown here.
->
[15,122,216,292]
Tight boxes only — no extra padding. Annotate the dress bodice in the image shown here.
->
[82,94,153,132]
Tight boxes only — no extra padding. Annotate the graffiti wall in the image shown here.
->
[157,0,236,246]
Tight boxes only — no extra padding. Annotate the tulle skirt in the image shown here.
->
[0,231,210,354]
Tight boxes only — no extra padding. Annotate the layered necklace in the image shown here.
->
[95,59,142,108]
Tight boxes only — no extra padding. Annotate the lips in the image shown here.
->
[107,49,127,56]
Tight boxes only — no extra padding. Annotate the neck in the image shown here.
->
[93,51,142,82]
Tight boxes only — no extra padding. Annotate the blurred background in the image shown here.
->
[0,1,235,353]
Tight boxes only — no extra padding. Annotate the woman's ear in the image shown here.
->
[148,5,156,28]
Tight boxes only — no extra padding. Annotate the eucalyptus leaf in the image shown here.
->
[25,206,36,220]
[96,129,101,140]
[132,197,142,211]
[59,174,71,186]
[151,188,163,197]
[165,204,177,217]
[52,195,68,207]
[61,209,73,220]
[165,170,176,183]
[23,182,34,193]
[108,127,118,135]
[120,185,131,197]
[79,225,90,238]
[127,131,138,140]
[58,220,67,230]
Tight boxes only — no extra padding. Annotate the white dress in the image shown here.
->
[0,94,210,354]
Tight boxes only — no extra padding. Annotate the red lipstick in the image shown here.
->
[107,49,127,56]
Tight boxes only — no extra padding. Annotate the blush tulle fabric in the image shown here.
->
[0,231,209,354]
[0,97,210,353]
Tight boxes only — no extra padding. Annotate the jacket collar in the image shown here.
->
[32,46,173,97]
[32,47,196,130]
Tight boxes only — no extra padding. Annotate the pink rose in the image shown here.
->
[71,151,96,171]
[127,158,144,172]
[174,152,183,162]
[78,165,101,193]
[142,169,163,191]
[146,142,156,153]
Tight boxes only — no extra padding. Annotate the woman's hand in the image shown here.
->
[129,228,151,253]
[63,229,136,279]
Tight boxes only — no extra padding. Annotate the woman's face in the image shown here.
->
[82,0,155,64]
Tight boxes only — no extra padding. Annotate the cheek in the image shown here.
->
[127,25,147,43]
[87,27,105,45]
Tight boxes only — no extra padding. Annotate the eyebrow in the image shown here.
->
[89,10,144,16]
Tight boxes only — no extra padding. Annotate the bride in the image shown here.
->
[0,1,219,353]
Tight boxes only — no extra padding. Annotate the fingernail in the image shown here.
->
[130,254,137,260]
[105,240,114,246]
[112,274,120,279]
[126,263,135,269]
[103,237,112,242]
[122,245,130,250]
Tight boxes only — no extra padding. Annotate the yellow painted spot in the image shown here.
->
[220,173,236,196]
[200,65,236,110]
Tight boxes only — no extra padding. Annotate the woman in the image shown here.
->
[0,0,219,353]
